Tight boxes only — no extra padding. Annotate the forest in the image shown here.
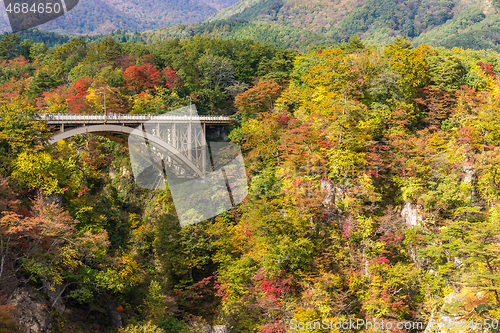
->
[1,32,500,332]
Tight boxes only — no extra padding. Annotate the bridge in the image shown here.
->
[40,113,234,178]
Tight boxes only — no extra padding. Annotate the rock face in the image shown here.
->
[109,309,123,329]
[213,326,228,333]
[320,180,344,206]
[401,202,422,227]
[462,163,475,183]
[8,286,54,333]
[39,191,63,209]
[42,280,67,314]
[423,292,473,333]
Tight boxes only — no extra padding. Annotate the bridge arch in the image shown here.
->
[49,124,204,177]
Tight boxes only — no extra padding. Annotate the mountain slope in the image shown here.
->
[0,0,240,35]
[141,19,333,51]
[211,0,500,49]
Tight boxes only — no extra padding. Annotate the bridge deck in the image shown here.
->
[40,113,233,125]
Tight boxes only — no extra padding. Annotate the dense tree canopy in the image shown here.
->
[1,32,500,332]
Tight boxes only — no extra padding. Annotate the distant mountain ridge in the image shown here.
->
[0,0,240,35]
[211,0,500,50]
[4,0,500,53]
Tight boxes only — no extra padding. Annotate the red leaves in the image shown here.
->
[0,177,19,218]
[170,276,219,318]
[252,270,296,307]
[276,114,291,127]
[373,256,390,265]
[478,61,495,76]
[457,126,480,145]
[0,291,20,333]
[73,77,96,96]
[115,54,138,70]
[162,67,183,92]
[342,221,355,239]
[124,63,161,93]
[379,232,404,246]
[36,85,71,110]
[259,322,287,333]
[68,78,96,114]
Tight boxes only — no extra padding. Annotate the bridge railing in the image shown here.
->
[39,113,232,122]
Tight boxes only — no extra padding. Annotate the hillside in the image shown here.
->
[0,0,239,35]
[2,33,500,332]
[211,0,500,50]
[140,20,334,51]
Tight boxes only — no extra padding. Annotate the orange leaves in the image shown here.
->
[235,80,282,117]
[0,191,110,288]
[36,85,71,113]
[0,178,19,219]
[279,121,328,170]
[0,291,20,333]
[1,195,76,243]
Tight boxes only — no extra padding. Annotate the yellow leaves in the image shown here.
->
[240,113,283,168]
[85,87,101,108]
[119,254,142,282]
[96,254,143,292]
[303,50,354,96]
[428,132,448,152]
[12,151,62,195]
[357,215,375,240]
[393,175,424,202]
[383,43,430,99]
[0,98,50,154]
[292,307,341,333]
[311,86,328,103]
[326,149,367,174]
[349,50,385,79]
[59,246,81,270]
[129,213,141,229]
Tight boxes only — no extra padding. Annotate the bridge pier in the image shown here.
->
[202,123,207,174]
[188,122,192,161]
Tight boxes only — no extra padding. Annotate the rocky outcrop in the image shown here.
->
[213,326,228,333]
[423,292,475,333]
[401,202,422,227]
[320,180,343,206]
[109,309,123,329]
[8,286,55,333]
[462,163,475,183]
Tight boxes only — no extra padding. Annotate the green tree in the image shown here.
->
[421,205,500,307]
[119,321,164,333]
[0,33,21,60]
[29,42,48,59]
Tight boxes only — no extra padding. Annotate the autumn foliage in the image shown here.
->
[2,33,500,332]
[124,63,161,93]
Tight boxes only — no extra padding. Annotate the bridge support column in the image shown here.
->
[172,124,176,149]
[188,122,192,161]
[60,124,64,133]
[202,122,206,174]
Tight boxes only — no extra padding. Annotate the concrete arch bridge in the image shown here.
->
[41,113,233,179]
